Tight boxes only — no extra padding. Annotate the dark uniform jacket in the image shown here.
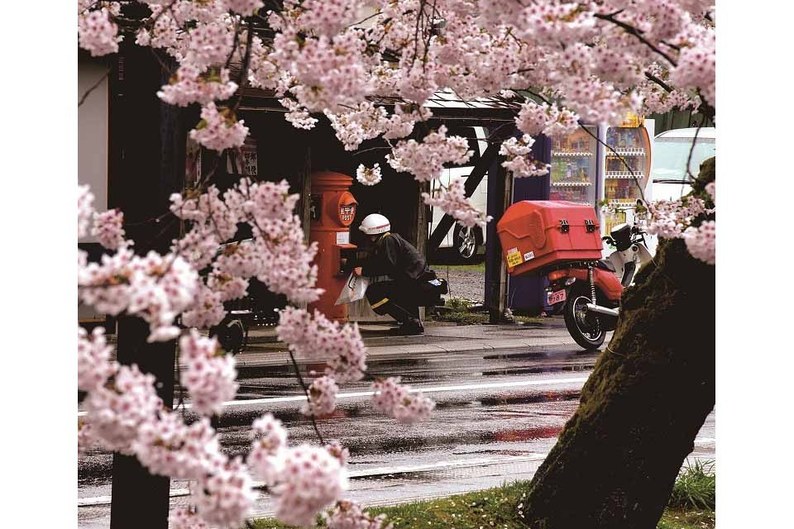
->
[361,232,428,283]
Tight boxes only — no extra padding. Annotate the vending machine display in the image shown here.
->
[600,117,653,235]
[549,126,598,205]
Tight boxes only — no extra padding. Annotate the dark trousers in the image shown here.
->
[366,280,421,322]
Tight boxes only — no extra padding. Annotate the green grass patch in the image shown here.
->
[428,297,547,326]
[251,471,715,529]
[668,459,716,511]
[429,297,488,325]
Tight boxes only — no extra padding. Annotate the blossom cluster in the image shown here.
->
[422,179,492,229]
[277,307,367,383]
[78,7,120,57]
[646,196,712,239]
[646,180,715,264]
[325,500,393,529]
[371,377,436,424]
[158,65,238,107]
[78,246,200,342]
[356,164,382,186]
[78,327,117,392]
[683,220,715,265]
[303,376,340,417]
[386,126,473,182]
[516,102,580,139]
[499,135,551,178]
[179,330,239,416]
[247,413,349,527]
[189,102,249,152]
[92,208,126,250]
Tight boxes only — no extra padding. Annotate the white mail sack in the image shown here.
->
[335,273,369,305]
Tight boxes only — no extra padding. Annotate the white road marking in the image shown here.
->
[78,454,550,507]
[77,376,588,417]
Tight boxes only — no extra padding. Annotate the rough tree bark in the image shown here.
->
[519,161,715,529]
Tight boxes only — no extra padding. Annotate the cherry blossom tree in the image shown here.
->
[77,1,716,528]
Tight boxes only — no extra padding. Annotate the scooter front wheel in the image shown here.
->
[563,291,606,351]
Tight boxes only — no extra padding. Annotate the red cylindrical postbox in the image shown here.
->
[308,171,358,321]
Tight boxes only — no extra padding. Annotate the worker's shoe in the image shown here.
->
[389,319,424,336]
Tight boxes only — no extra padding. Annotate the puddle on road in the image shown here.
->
[478,390,581,406]
[482,364,594,376]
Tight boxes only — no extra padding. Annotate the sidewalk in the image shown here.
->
[235,317,578,368]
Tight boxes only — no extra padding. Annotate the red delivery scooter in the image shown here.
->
[543,222,652,349]
[497,201,652,351]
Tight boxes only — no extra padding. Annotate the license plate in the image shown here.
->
[547,289,567,305]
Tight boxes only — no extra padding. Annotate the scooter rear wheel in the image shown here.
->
[563,286,606,351]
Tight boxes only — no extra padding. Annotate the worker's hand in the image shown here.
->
[353,266,363,276]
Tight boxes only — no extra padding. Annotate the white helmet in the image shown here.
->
[359,213,391,235]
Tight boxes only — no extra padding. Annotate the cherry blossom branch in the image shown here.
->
[286,349,326,445]
[594,12,678,67]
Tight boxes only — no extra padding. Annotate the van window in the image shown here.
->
[652,137,715,183]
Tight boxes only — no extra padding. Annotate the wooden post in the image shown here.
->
[485,135,511,324]
[107,42,180,529]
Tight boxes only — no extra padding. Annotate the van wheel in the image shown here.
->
[454,225,483,263]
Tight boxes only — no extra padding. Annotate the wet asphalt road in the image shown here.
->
[78,337,716,528]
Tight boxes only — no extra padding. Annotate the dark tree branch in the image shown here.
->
[594,12,678,67]
[78,68,111,107]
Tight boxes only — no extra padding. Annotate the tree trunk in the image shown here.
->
[519,169,715,528]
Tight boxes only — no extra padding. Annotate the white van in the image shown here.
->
[429,126,489,262]
[650,127,716,201]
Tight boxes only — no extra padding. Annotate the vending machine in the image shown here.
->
[599,116,655,237]
[549,125,599,206]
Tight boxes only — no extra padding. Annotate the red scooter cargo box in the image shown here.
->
[497,200,602,276]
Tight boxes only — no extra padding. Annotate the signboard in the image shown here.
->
[339,203,356,224]
[226,138,258,176]
[506,247,523,268]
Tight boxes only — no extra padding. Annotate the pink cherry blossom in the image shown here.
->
[133,413,222,480]
[371,377,435,424]
[356,164,382,186]
[683,220,715,265]
[248,413,289,485]
[78,8,120,57]
[646,197,711,239]
[191,456,256,528]
[277,307,368,383]
[168,507,210,529]
[302,376,340,417]
[225,0,264,16]
[189,103,250,152]
[82,364,163,454]
[325,500,392,529]
[181,283,228,330]
[271,445,349,527]
[422,178,491,229]
[78,185,94,238]
[179,330,239,416]
[92,209,126,250]
[158,65,239,107]
[386,126,472,182]
[326,102,389,150]
[185,20,235,69]
[499,135,551,178]
[78,326,117,392]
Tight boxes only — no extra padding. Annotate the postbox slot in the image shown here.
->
[337,245,358,276]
